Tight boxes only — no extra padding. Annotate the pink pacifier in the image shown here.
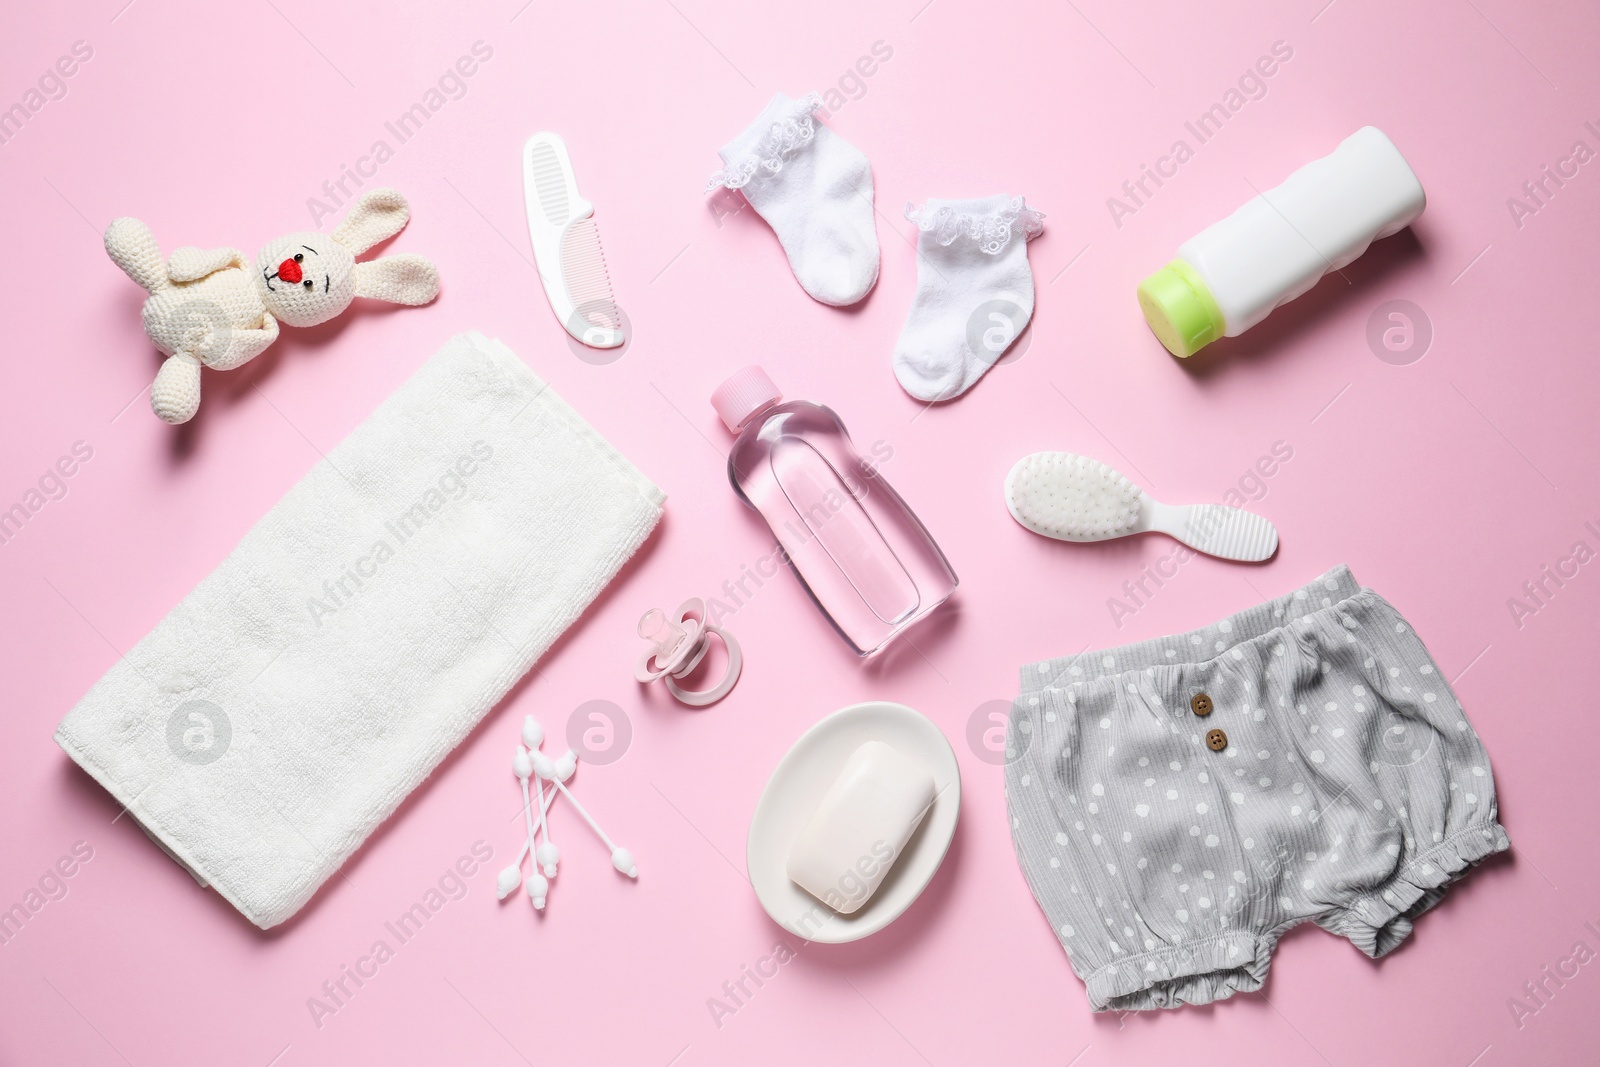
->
[635,597,742,706]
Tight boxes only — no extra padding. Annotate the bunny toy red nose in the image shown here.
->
[277,258,303,284]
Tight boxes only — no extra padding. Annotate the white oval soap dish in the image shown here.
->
[747,702,960,944]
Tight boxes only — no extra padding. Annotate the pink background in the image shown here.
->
[3,0,1598,1063]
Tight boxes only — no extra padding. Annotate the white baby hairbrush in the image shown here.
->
[523,132,624,349]
[1005,451,1278,562]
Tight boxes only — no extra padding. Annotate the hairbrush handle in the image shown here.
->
[1146,500,1278,562]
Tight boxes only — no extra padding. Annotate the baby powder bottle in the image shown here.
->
[1137,126,1425,357]
[712,367,957,656]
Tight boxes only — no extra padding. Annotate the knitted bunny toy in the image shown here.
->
[104,188,440,424]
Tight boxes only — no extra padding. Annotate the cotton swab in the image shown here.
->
[512,746,549,909]
[495,852,524,900]
[532,749,638,878]
[531,747,576,785]
[495,786,559,899]
[523,716,561,877]
[521,715,543,750]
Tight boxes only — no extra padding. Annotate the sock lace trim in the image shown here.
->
[903,195,1045,255]
[705,93,825,193]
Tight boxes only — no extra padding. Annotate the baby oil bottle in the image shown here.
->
[712,367,957,656]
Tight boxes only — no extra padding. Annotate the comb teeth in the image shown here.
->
[527,143,570,226]
[1005,452,1143,541]
[560,217,620,330]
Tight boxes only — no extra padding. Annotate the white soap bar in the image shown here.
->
[786,740,936,914]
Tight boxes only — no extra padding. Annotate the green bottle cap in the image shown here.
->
[1137,259,1226,358]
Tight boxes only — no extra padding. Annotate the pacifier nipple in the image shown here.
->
[639,608,686,666]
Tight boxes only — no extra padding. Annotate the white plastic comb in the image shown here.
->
[1004,451,1278,562]
[523,132,624,349]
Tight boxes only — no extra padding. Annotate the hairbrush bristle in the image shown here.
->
[1005,452,1143,540]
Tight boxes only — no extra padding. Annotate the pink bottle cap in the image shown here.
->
[711,366,782,434]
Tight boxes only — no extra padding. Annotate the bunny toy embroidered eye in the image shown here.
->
[103,187,440,424]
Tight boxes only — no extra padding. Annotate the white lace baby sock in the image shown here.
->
[706,93,880,307]
[893,195,1044,401]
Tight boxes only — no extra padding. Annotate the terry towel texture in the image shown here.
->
[55,331,664,928]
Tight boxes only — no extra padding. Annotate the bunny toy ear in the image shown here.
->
[329,188,412,256]
[354,253,441,305]
[105,217,169,293]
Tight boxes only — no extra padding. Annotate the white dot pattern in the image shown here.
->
[1003,565,1509,1013]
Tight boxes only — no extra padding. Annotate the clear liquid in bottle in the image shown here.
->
[712,367,957,656]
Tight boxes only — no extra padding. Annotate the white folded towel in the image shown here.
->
[56,331,664,928]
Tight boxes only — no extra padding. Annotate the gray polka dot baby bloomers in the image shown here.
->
[1005,565,1508,1012]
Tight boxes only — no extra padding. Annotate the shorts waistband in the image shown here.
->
[1019,565,1364,697]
